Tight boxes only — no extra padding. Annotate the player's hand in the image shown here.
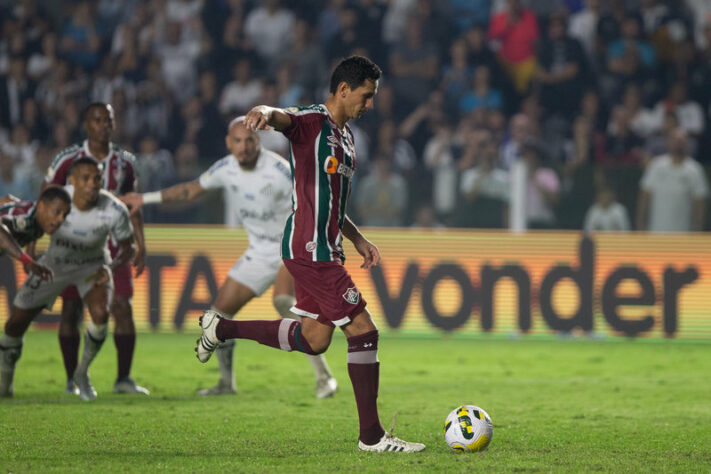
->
[85,267,111,287]
[244,107,271,131]
[27,261,54,281]
[120,193,144,216]
[133,245,146,278]
[353,236,380,269]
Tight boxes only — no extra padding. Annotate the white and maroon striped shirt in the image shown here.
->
[45,140,137,195]
[281,104,357,263]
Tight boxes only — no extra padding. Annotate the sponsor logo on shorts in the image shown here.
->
[343,287,360,305]
[305,241,317,252]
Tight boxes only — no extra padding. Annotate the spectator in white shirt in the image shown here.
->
[649,81,705,138]
[636,128,709,232]
[244,0,295,66]
[219,58,263,116]
[568,0,602,61]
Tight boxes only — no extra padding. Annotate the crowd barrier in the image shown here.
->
[1,226,709,339]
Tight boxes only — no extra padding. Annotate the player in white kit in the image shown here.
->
[120,117,338,398]
[0,157,134,400]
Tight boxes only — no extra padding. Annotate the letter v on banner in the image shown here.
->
[369,263,419,328]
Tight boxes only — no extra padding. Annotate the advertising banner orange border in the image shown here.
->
[1,227,709,339]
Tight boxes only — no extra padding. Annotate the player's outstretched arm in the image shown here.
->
[120,180,206,216]
[342,215,380,269]
[245,105,292,132]
[0,221,53,281]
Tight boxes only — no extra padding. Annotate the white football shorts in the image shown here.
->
[13,261,114,310]
[227,251,280,296]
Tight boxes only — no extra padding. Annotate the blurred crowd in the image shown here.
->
[1,0,711,231]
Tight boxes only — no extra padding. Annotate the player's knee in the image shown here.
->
[303,333,330,355]
[110,296,132,321]
[272,294,296,319]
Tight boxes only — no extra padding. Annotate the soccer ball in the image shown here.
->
[443,405,493,453]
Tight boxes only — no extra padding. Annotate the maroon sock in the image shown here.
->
[216,318,316,354]
[114,333,136,381]
[59,334,80,381]
[347,330,385,445]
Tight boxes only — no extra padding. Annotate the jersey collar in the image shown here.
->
[82,140,114,161]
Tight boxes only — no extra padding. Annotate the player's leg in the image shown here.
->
[110,263,148,395]
[0,306,43,397]
[58,289,82,394]
[197,298,335,361]
[2,269,63,397]
[343,310,425,453]
[272,265,337,398]
[197,276,256,395]
[74,270,112,401]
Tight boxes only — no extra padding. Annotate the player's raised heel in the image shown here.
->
[73,369,97,401]
[114,377,150,395]
[195,310,224,363]
[358,433,426,453]
[196,379,237,396]
[316,376,338,399]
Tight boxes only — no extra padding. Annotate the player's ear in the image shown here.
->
[338,81,350,98]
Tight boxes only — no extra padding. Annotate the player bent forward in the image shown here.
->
[196,56,425,452]
[121,116,337,398]
[0,186,71,281]
[0,158,134,400]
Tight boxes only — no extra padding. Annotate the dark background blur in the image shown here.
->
[1,0,711,231]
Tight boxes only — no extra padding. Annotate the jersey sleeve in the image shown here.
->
[45,155,74,185]
[281,106,323,145]
[110,201,135,242]
[120,152,138,194]
[199,157,229,190]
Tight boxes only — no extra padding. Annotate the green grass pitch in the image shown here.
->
[1,330,710,472]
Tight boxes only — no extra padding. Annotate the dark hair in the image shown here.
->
[83,102,111,121]
[70,156,101,175]
[38,185,71,205]
[329,56,381,94]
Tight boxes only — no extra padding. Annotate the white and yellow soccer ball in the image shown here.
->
[443,405,493,453]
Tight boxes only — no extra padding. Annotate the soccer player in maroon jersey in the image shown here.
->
[196,56,425,452]
[0,186,71,280]
[41,102,148,395]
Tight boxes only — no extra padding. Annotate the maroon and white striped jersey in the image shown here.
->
[45,140,137,195]
[280,104,357,263]
[0,199,43,249]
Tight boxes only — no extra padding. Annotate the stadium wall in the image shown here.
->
[1,226,709,339]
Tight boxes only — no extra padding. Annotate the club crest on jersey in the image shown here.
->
[342,287,360,305]
[15,216,27,230]
[305,241,317,252]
